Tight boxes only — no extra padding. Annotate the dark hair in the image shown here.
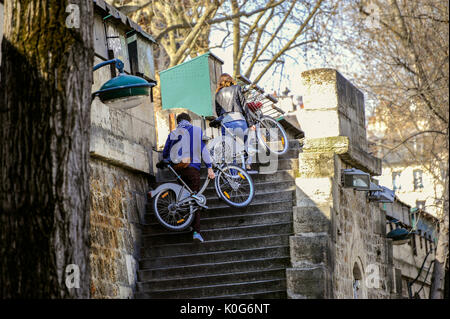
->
[176,112,191,123]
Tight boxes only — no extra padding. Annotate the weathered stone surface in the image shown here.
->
[290,234,330,265]
[286,266,331,299]
[293,206,331,234]
[298,68,367,152]
[89,159,148,299]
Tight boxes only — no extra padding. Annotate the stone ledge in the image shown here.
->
[302,136,382,176]
[90,130,153,175]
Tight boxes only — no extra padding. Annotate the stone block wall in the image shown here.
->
[89,159,148,298]
[298,68,368,153]
[89,6,157,298]
[89,56,156,298]
[288,69,392,299]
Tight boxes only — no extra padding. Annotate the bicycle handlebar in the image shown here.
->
[156,159,170,169]
[209,117,223,128]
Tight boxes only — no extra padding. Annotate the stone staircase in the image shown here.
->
[135,140,302,299]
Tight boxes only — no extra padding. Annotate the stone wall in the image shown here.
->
[288,69,391,299]
[288,68,440,299]
[89,53,156,298]
[89,159,148,298]
[89,4,157,298]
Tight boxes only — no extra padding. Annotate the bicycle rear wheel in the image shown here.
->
[215,165,255,208]
[153,189,194,231]
[256,116,289,155]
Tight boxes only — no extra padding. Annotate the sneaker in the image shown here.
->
[193,232,204,243]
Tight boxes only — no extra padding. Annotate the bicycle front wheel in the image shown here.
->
[153,189,194,231]
[256,116,289,155]
[215,165,255,208]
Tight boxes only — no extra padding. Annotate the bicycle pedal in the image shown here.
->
[246,170,259,175]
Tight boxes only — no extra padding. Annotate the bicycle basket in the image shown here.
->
[247,101,263,112]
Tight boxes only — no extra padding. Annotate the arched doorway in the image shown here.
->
[353,262,363,299]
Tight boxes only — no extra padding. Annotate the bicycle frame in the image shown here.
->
[149,162,233,212]
[212,122,252,170]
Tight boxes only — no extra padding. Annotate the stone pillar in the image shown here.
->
[287,69,384,299]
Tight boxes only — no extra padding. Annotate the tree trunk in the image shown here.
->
[0,0,94,298]
[430,160,449,299]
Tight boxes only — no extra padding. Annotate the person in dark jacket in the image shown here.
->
[162,112,215,243]
[215,73,255,170]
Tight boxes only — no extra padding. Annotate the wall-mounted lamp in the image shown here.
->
[387,227,415,245]
[92,59,156,110]
[368,185,395,203]
[341,168,371,191]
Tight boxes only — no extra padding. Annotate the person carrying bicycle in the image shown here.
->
[215,73,256,171]
[162,112,215,243]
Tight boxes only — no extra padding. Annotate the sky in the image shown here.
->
[207,21,335,100]
[209,32,326,98]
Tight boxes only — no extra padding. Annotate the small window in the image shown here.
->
[413,170,424,190]
[392,172,402,191]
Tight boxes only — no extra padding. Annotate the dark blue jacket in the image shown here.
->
[162,121,212,171]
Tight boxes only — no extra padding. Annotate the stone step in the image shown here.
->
[198,199,295,219]
[137,267,287,291]
[144,189,295,225]
[142,222,293,246]
[136,277,287,299]
[257,158,299,172]
[155,167,296,187]
[199,289,287,299]
[139,245,290,269]
[207,189,294,209]
[144,195,293,226]
[138,256,290,282]
[140,233,291,259]
[202,177,295,197]
[143,210,293,234]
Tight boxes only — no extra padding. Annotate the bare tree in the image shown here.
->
[0,1,94,298]
[228,0,336,85]
[331,0,448,298]
[110,0,337,102]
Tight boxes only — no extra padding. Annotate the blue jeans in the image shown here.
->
[221,120,252,165]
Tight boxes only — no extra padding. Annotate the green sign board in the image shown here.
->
[160,52,223,117]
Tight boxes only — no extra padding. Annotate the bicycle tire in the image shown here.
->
[256,116,289,156]
[215,165,255,208]
[153,189,194,231]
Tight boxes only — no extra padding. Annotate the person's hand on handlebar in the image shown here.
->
[209,116,223,128]
[156,159,170,169]
[250,125,256,131]
[207,167,215,179]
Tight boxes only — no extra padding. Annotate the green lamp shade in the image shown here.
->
[98,74,151,110]
[387,228,413,245]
